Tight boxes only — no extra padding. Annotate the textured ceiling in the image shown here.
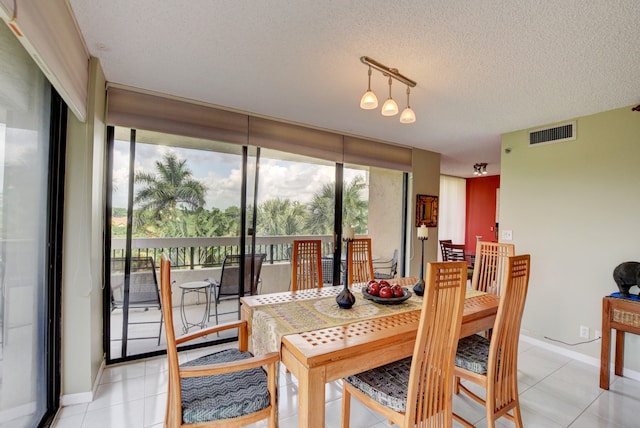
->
[68,0,640,178]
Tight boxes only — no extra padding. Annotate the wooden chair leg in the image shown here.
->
[341,385,351,428]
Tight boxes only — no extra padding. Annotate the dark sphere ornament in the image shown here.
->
[336,287,356,309]
[413,279,425,296]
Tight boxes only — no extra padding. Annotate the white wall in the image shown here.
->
[62,57,106,398]
[500,106,640,371]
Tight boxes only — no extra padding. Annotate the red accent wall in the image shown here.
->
[465,175,500,253]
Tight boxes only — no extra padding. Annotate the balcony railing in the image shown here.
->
[110,235,336,269]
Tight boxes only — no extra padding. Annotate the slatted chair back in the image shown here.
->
[471,241,515,295]
[291,239,323,291]
[404,261,468,427]
[439,239,452,261]
[441,242,467,263]
[340,261,467,428]
[347,238,374,285]
[453,254,531,428]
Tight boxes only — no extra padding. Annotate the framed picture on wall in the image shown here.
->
[416,194,438,227]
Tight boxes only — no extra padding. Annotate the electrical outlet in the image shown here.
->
[580,325,590,339]
[595,330,602,339]
[501,230,513,241]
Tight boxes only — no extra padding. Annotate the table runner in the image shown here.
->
[251,286,485,354]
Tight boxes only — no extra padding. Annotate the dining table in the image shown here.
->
[240,277,500,428]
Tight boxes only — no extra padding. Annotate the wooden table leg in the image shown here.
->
[600,298,611,390]
[297,366,326,428]
[615,329,625,377]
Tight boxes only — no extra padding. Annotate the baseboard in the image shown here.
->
[60,359,105,406]
[520,334,640,382]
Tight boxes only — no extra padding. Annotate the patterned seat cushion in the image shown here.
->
[180,348,271,423]
[455,334,490,374]
[343,357,412,412]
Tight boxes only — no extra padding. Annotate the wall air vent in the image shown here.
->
[529,121,576,146]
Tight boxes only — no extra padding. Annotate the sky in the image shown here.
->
[111,139,366,210]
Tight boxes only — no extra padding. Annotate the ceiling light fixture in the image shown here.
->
[381,76,399,116]
[473,163,488,175]
[359,66,378,109]
[400,86,416,123]
[359,56,417,124]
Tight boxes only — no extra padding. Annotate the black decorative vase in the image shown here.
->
[336,285,356,309]
[337,237,356,309]
[413,279,425,296]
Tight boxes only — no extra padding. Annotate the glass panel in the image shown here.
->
[0,23,52,427]
[108,127,244,360]
[344,164,404,279]
[255,149,336,290]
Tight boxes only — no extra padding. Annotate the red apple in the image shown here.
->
[379,286,393,298]
[367,281,380,296]
[391,284,404,297]
[379,280,391,288]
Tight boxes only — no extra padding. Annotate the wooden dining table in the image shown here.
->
[240,277,500,428]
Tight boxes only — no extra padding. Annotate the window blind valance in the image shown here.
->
[107,86,249,145]
[106,86,413,172]
[0,0,89,121]
[344,136,412,172]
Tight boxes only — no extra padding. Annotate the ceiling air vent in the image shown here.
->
[529,121,576,146]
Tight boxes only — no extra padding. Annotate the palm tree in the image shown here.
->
[257,198,307,236]
[305,182,335,234]
[305,176,368,234]
[133,153,206,233]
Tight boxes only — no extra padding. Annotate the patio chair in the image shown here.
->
[159,254,279,428]
[341,261,468,427]
[347,238,374,286]
[207,253,266,324]
[373,248,398,279]
[453,254,531,428]
[291,239,323,291]
[110,256,163,345]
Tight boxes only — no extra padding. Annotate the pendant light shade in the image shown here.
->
[360,67,378,109]
[381,76,398,116]
[400,86,416,124]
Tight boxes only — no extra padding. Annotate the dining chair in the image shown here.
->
[159,254,279,428]
[347,238,374,286]
[341,261,468,428]
[207,253,266,324]
[453,254,531,428]
[291,239,323,291]
[373,248,398,279]
[110,256,163,345]
[439,239,452,261]
[471,241,515,295]
[441,242,474,278]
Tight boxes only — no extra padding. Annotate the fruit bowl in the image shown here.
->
[362,287,412,305]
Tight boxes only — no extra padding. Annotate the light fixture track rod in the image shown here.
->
[360,56,416,88]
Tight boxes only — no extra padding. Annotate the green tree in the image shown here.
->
[342,175,368,234]
[305,182,335,234]
[133,153,206,235]
[306,176,368,234]
[257,198,307,235]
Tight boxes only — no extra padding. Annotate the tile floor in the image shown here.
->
[52,338,640,428]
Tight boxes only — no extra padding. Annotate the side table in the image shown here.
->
[179,280,212,333]
[600,296,640,389]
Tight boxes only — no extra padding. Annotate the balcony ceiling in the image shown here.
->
[68,1,640,178]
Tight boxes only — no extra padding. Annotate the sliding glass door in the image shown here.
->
[0,23,63,427]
